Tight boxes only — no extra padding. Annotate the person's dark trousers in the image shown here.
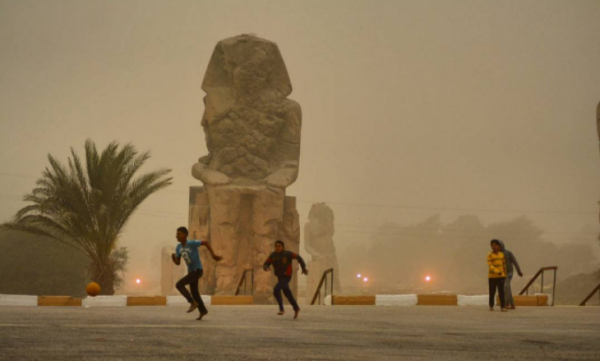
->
[488,277,506,308]
[273,275,300,312]
[176,269,208,314]
[504,273,515,307]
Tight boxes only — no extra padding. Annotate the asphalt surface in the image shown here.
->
[0,305,599,361]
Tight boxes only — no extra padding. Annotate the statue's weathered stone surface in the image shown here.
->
[304,203,342,297]
[189,35,302,303]
[191,34,301,188]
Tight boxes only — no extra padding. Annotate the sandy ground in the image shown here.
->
[0,305,599,361]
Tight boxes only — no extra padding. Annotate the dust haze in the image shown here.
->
[1,0,600,299]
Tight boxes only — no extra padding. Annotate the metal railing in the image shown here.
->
[579,283,600,306]
[519,266,557,306]
[310,268,334,305]
[235,268,254,296]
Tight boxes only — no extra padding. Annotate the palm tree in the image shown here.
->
[1,139,172,294]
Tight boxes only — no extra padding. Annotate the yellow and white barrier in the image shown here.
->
[0,293,551,307]
[319,294,551,307]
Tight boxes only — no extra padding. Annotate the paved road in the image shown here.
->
[0,306,599,361]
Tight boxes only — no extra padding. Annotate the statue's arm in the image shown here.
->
[265,100,302,188]
[192,158,231,186]
[191,112,232,186]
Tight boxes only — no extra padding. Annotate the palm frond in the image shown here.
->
[3,139,172,293]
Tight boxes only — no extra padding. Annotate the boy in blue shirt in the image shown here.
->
[171,227,222,320]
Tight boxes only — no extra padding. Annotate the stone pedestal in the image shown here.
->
[189,186,300,304]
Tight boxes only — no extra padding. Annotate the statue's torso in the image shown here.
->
[204,102,288,180]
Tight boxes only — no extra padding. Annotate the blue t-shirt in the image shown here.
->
[175,240,203,272]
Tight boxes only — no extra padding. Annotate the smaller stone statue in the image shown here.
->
[304,203,342,297]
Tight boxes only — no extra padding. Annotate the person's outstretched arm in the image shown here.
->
[292,253,308,275]
[201,241,223,261]
[172,245,182,265]
[263,254,274,271]
[510,252,523,277]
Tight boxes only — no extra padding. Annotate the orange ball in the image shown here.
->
[86,282,101,297]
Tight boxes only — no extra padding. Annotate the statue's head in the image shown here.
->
[201,34,292,118]
[308,203,335,226]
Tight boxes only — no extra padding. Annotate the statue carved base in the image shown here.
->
[188,186,300,304]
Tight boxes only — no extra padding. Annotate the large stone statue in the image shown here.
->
[189,34,302,303]
[304,203,342,298]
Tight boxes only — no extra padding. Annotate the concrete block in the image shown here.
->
[458,295,488,306]
[126,296,167,306]
[332,295,376,305]
[0,294,38,307]
[535,294,549,306]
[83,295,127,307]
[166,295,188,306]
[534,293,550,306]
[166,295,212,306]
[417,294,458,306]
[376,294,418,306]
[38,296,82,306]
[513,296,539,306]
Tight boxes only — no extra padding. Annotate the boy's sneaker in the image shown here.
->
[187,301,199,313]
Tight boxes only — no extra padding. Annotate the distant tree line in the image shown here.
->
[340,214,599,293]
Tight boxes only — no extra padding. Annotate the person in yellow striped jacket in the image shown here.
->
[488,239,507,312]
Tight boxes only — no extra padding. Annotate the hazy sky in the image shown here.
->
[1,0,600,284]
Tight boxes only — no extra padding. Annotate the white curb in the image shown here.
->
[0,294,38,307]
[376,294,418,306]
[167,295,212,306]
[83,295,127,307]
[457,295,489,306]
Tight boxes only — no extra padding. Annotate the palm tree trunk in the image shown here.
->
[89,260,116,295]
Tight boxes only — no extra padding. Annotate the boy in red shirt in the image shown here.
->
[263,240,308,319]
